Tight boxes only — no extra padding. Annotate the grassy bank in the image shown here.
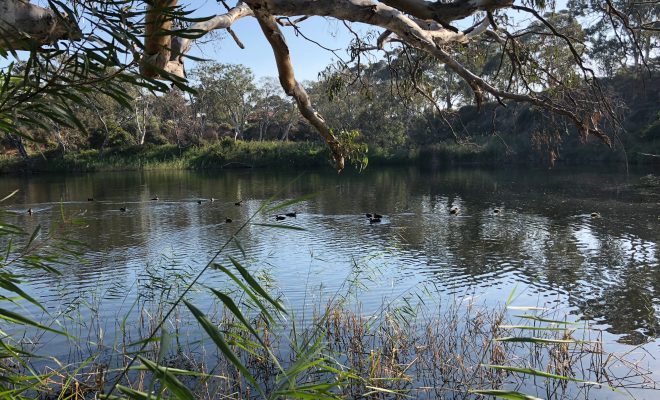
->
[0,141,331,173]
[1,133,658,175]
[0,140,418,173]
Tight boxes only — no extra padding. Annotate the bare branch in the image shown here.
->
[250,6,346,171]
[142,2,253,79]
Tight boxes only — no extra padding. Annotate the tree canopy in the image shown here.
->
[0,0,658,170]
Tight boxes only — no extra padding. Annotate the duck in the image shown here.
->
[119,207,127,212]
[493,208,501,214]
[275,215,286,221]
[151,196,159,201]
[373,213,383,219]
[27,208,33,215]
[365,213,373,218]
[590,212,601,218]
[369,217,381,224]
[87,198,94,202]
[210,198,216,202]
[449,206,459,215]
[197,200,203,204]
[285,212,297,218]
[225,218,232,223]
[235,200,243,206]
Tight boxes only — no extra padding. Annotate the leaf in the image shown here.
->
[101,385,151,399]
[184,300,264,397]
[364,386,413,397]
[232,236,246,258]
[469,389,543,400]
[228,256,286,314]
[211,263,276,325]
[252,223,306,231]
[0,276,45,311]
[25,225,41,249]
[129,365,227,379]
[513,315,577,325]
[481,364,619,391]
[210,288,265,346]
[495,336,579,344]
[506,284,517,306]
[499,325,568,331]
[0,308,68,336]
[265,193,318,214]
[0,189,19,203]
[138,356,194,400]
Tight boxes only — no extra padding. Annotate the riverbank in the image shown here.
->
[1,137,658,175]
[0,140,417,173]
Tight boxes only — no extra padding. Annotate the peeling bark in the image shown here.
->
[140,0,178,78]
[0,0,81,50]
[379,0,513,24]
[141,1,253,79]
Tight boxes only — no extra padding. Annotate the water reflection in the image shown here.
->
[1,166,658,344]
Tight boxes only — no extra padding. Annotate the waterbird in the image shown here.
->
[27,208,33,215]
[373,213,383,219]
[365,213,373,218]
[119,207,127,212]
[493,208,501,214]
[87,198,94,201]
[210,198,216,202]
[235,200,243,206]
[197,200,203,204]
[275,215,286,221]
[449,206,459,215]
[225,218,232,223]
[151,196,159,201]
[285,212,297,218]
[590,212,601,218]
[369,217,381,224]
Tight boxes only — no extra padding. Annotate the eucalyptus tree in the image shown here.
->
[312,61,417,151]
[568,0,659,73]
[253,76,285,141]
[1,0,654,169]
[192,62,257,140]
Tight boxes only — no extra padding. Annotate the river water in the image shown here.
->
[1,166,659,396]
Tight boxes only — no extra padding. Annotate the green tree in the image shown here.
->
[569,0,659,75]
[193,62,256,140]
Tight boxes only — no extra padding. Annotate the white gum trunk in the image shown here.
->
[0,0,81,50]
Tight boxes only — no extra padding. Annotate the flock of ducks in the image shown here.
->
[24,201,603,222]
[25,197,299,225]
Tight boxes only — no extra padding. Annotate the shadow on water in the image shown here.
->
[1,165,659,346]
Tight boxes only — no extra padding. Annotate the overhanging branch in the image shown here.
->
[250,6,346,171]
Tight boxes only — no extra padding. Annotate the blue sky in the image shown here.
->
[18,0,570,82]
[183,0,569,82]
[186,2,363,81]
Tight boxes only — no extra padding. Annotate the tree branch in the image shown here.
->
[142,1,253,79]
[250,6,345,171]
[0,0,81,50]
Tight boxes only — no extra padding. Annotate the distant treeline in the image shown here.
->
[2,64,658,172]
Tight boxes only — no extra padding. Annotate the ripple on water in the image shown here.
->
[1,168,659,352]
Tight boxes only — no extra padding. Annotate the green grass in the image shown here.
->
[0,140,423,174]
[0,141,334,173]
[2,133,658,175]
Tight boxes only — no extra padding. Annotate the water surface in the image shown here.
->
[2,166,659,362]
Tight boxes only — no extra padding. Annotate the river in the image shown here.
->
[1,165,659,397]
